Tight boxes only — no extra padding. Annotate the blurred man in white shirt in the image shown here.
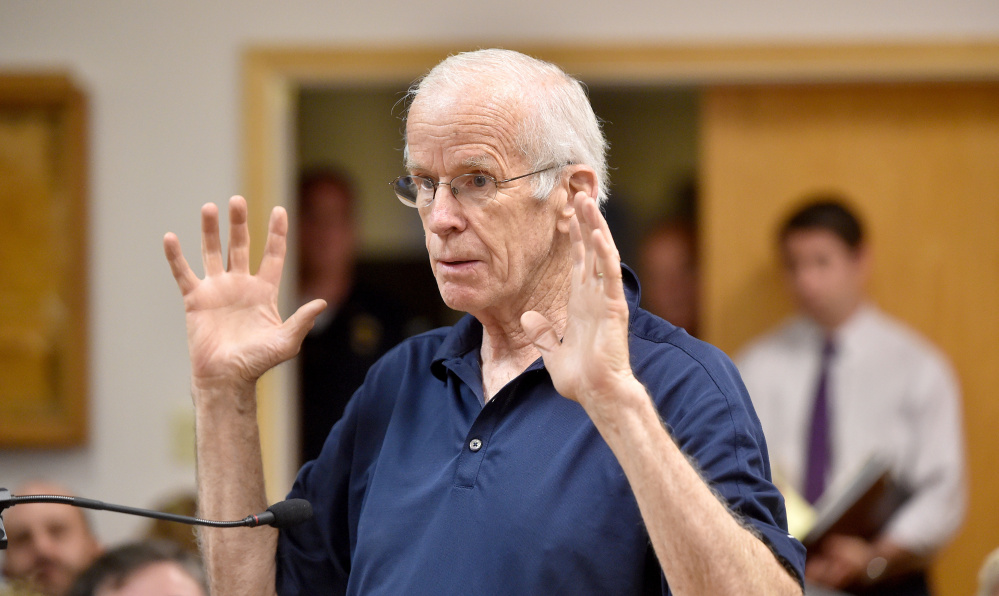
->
[736,197,966,595]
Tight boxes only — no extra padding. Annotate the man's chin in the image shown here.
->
[439,294,474,314]
[435,281,481,314]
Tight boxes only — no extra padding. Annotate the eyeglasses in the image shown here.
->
[390,165,562,208]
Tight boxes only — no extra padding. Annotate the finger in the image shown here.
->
[825,559,851,589]
[281,298,328,354]
[163,232,199,295]
[806,557,832,586]
[200,203,225,276]
[257,206,289,286]
[803,558,820,583]
[568,212,586,285]
[579,194,623,296]
[593,228,625,300]
[227,196,250,273]
[581,192,622,264]
[521,311,561,357]
[572,192,597,278]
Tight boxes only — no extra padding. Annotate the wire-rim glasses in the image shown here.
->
[390,165,562,208]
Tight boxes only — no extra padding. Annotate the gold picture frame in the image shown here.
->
[0,73,88,447]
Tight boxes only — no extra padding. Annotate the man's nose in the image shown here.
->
[31,533,58,557]
[424,183,465,233]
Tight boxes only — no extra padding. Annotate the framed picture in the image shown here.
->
[0,73,88,447]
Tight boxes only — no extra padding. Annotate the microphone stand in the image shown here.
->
[0,487,312,550]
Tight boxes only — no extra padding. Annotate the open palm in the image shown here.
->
[163,196,326,390]
[521,192,636,420]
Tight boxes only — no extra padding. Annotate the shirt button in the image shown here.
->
[469,438,483,452]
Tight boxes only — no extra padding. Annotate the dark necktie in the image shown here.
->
[804,338,836,505]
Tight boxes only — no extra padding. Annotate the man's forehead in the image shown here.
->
[407,90,523,158]
[404,121,524,175]
[7,502,87,527]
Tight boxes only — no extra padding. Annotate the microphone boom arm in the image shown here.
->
[0,488,312,550]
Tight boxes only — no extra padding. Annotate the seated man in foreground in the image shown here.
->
[163,48,805,595]
[2,481,103,596]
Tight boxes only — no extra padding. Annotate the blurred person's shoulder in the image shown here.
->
[736,315,818,367]
[848,305,958,384]
[854,306,945,358]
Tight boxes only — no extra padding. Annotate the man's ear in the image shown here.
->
[556,166,598,234]
[568,166,598,200]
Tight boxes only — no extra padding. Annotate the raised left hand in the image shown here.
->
[521,191,638,422]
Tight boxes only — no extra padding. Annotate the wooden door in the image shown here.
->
[701,82,999,596]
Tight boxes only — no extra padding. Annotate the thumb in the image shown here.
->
[521,310,560,356]
[282,298,328,349]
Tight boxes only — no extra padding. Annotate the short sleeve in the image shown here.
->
[276,390,361,595]
[634,332,807,588]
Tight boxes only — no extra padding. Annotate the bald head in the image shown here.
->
[2,482,103,596]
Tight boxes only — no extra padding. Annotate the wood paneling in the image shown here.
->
[701,82,999,596]
[0,74,88,447]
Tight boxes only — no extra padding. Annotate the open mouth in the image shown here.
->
[438,259,477,271]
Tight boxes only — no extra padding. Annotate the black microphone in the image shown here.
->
[0,487,312,550]
[242,498,314,529]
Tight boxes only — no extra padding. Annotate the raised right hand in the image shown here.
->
[163,196,327,396]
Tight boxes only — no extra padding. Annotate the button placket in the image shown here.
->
[453,401,499,488]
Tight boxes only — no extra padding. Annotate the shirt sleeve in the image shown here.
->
[275,393,357,596]
[882,354,967,554]
[638,336,807,588]
[275,342,409,595]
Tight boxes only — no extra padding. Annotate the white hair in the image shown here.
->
[404,48,609,205]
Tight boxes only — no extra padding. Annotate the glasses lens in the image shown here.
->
[452,174,495,202]
[392,176,421,207]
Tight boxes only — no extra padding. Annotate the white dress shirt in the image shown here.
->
[736,304,966,555]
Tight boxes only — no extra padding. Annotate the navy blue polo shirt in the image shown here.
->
[277,267,805,595]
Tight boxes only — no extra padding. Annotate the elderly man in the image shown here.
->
[2,482,103,596]
[163,49,804,595]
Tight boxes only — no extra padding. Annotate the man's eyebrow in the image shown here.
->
[404,156,497,173]
[462,156,496,170]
